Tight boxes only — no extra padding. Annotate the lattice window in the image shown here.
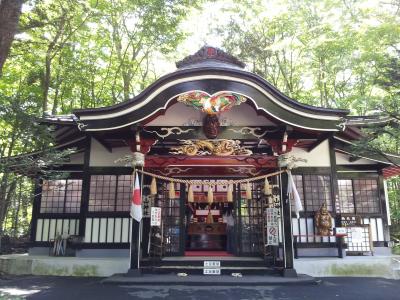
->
[40,179,82,213]
[89,175,116,212]
[116,175,133,212]
[338,179,355,213]
[353,179,380,214]
[89,175,132,212]
[303,175,332,211]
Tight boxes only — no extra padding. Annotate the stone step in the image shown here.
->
[141,257,274,268]
[141,265,280,276]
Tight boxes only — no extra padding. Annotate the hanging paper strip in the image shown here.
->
[188,184,194,203]
[168,181,175,199]
[246,182,252,200]
[207,186,213,203]
[287,170,303,218]
[264,177,271,195]
[150,177,157,195]
[227,184,233,203]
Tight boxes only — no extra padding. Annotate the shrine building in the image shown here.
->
[30,46,397,277]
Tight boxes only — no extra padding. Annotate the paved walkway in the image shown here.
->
[102,273,316,286]
[0,275,399,300]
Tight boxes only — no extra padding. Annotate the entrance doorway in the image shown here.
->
[184,181,235,256]
[155,176,282,265]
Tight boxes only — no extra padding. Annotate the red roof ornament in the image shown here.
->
[207,47,217,57]
[176,46,245,69]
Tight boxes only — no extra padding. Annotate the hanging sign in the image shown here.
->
[340,215,362,227]
[349,227,364,244]
[150,207,161,226]
[266,208,279,245]
[266,208,279,226]
[333,227,347,237]
[142,195,153,218]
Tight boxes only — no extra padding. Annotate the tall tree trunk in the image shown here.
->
[0,0,23,76]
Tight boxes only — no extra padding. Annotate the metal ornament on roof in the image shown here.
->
[177,91,246,115]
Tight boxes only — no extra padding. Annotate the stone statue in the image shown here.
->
[315,203,332,236]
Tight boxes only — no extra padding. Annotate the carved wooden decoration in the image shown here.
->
[315,203,333,236]
[177,91,246,115]
[170,139,252,156]
[203,114,220,139]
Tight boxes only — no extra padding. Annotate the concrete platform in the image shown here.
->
[294,255,400,279]
[0,253,399,279]
[0,254,129,277]
[101,273,317,286]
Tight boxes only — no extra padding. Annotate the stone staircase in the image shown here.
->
[141,257,281,276]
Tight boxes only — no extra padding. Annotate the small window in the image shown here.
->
[40,179,82,213]
[303,175,332,211]
[116,175,133,212]
[353,179,380,214]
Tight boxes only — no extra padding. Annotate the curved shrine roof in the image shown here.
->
[72,46,349,132]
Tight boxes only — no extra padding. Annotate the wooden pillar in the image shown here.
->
[280,171,297,277]
[128,129,143,276]
[329,137,340,215]
[378,170,391,243]
[30,179,42,242]
[129,168,142,275]
[179,183,186,255]
[130,220,141,270]
[329,137,343,258]
[79,135,91,237]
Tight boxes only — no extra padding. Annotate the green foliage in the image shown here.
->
[0,0,200,237]
[1,0,400,236]
[216,0,400,112]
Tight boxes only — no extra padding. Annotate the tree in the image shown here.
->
[0,92,74,251]
[216,0,400,111]
[0,0,201,239]
[0,0,24,76]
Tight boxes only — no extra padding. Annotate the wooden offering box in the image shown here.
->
[187,223,227,250]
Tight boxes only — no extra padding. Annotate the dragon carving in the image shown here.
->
[170,139,252,156]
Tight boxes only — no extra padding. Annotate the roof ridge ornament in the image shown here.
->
[176,46,246,69]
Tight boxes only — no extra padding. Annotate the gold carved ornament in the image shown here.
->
[315,203,333,236]
[170,139,252,156]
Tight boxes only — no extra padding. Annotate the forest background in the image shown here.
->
[0,0,399,249]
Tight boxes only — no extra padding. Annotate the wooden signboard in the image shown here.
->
[340,215,362,227]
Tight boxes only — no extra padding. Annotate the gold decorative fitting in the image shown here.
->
[131,152,145,167]
[170,139,252,156]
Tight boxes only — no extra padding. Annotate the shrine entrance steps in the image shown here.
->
[140,256,280,276]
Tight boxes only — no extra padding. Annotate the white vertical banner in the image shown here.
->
[150,207,162,226]
[266,208,279,246]
[383,180,391,226]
